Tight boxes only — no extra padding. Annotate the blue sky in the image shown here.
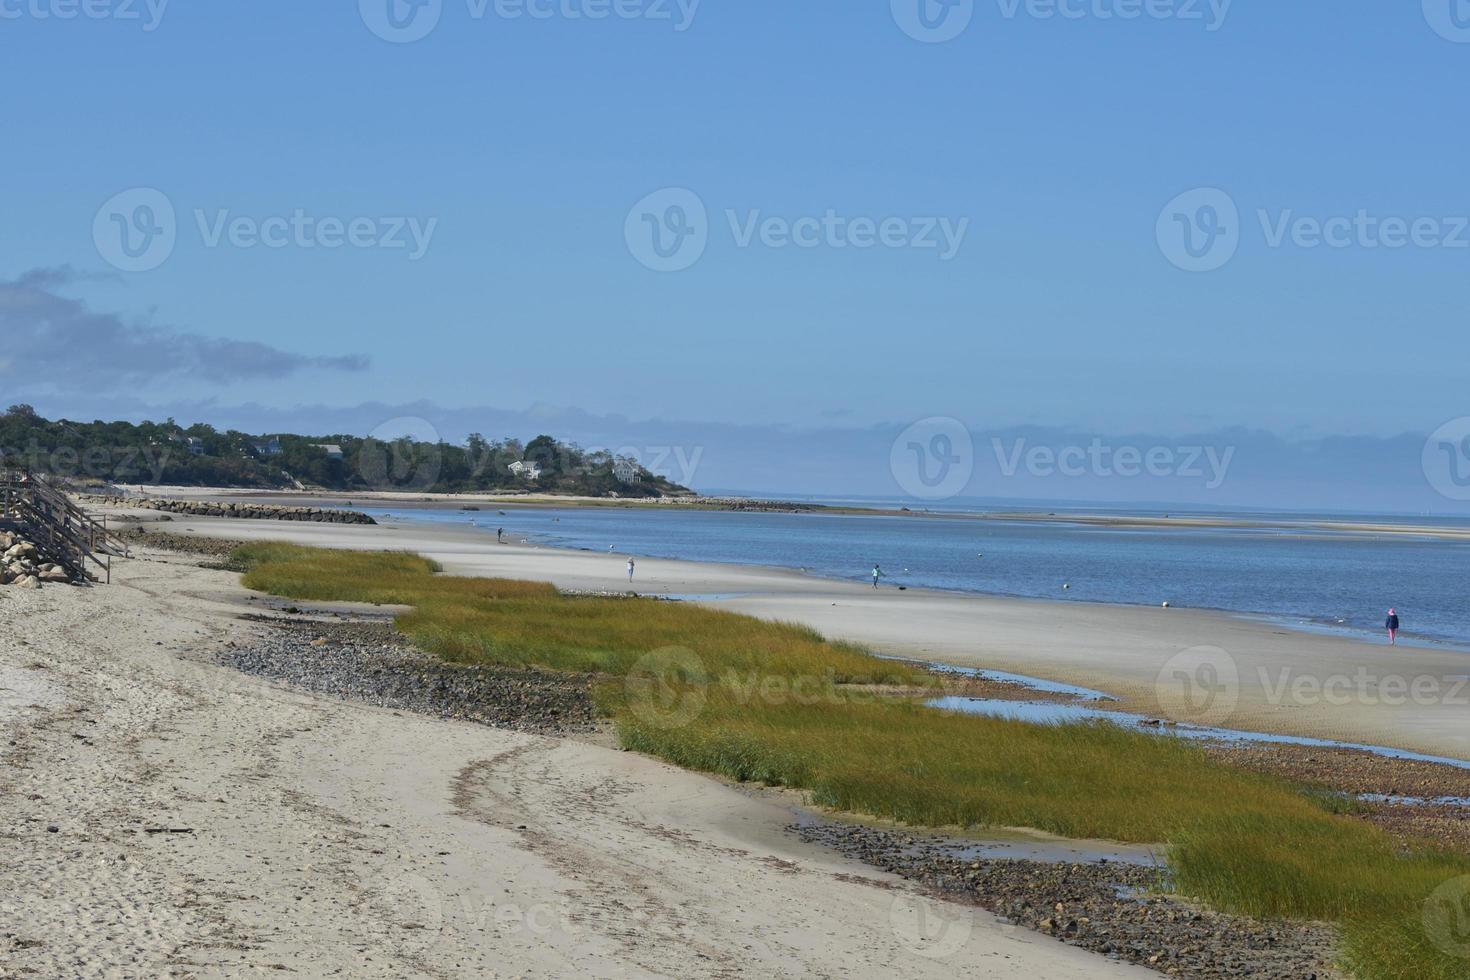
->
[4,1,1470,506]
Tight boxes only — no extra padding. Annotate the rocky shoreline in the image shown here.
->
[797,822,1339,979]
[218,620,599,737]
[0,532,75,588]
[73,493,377,525]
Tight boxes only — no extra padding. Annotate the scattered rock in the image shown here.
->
[796,821,1339,979]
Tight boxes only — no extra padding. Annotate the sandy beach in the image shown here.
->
[1,545,1152,978]
[10,497,1461,975]
[104,499,1470,764]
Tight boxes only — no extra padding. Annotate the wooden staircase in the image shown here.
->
[0,469,131,583]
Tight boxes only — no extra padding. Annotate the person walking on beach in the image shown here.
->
[1386,608,1400,645]
[497,527,504,543]
[627,558,636,584]
[872,564,884,589]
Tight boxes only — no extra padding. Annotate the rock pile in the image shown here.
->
[220,620,599,736]
[0,533,74,588]
[73,495,376,525]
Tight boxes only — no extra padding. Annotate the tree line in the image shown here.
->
[0,405,691,498]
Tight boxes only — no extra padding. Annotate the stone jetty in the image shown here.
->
[72,495,377,525]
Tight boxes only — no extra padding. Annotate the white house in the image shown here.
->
[312,444,345,460]
[613,458,642,484]
[510,460,543,480]
[253,438,283,457]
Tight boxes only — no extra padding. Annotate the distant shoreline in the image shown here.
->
[108,484,1470,541]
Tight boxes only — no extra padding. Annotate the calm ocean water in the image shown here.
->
[375,505,1470,649]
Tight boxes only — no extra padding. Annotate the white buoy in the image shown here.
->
[1162,601,1171,608]
[1063,583,1070,590]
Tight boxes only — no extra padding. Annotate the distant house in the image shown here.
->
[509,460,543,480]
[185,437,206,457]
[312,444,345,460]
[252,438,283,457]
[613,458,642,484]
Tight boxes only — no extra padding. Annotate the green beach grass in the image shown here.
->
[236,542,1470,979]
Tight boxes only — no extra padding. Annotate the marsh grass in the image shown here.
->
[236,542,919,681]
[235,542,1470,979]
